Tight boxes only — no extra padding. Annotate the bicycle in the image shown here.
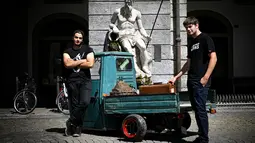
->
[13,73,37,115]
[56,76,69,115]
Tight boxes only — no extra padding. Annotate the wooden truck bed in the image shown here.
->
[104,94,180,114]
[103,93,216,115]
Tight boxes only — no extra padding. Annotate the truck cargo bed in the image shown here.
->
[104,94,180,114]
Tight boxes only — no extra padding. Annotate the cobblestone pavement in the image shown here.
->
[0,107,254,143]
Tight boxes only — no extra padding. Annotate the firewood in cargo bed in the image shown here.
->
[110,81,137,96]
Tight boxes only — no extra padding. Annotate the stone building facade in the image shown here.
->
[4,0,255,107]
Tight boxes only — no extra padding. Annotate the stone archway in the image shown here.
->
[32,13,88,107]
[188,10,233,93]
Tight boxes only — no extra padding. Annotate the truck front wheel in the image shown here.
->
[122,114,147,142]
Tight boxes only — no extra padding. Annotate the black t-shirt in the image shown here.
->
[63,45,94,82]
[187,33,215,86]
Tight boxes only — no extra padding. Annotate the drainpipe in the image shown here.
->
[173,0,181,92]
[56,76,60,96]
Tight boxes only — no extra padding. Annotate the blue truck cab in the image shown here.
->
[83,52,138,129]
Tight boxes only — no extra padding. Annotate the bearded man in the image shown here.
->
[109,0,152,77]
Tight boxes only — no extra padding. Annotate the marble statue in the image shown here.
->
[108,0,153,77]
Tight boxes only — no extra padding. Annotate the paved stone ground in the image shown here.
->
[0,107,254,143]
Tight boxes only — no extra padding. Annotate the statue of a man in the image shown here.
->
[109,0,153,77]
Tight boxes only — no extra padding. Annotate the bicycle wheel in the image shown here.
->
[13,90,37,115]
[56,91,69,115]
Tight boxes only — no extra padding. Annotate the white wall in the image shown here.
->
[187,0,255,77]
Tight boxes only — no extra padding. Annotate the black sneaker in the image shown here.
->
[72,126,82,137]
[192,137,208,143]
[192,137,200,143]
[65,120,73,136]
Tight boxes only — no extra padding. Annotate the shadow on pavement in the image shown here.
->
[46,128,122,137]
[144,131,198,142]
[49,109,61,113]
[45,127,198,142]
[45,128,65,134]
[81,129,198,142]
[83,129,123,137]
[10,110,18,114]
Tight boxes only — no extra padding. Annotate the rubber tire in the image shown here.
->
[56,91,69,115]
[175,112,192,134]
[182,112,191,130]
[13,90,37,115]
[122,114,147,142]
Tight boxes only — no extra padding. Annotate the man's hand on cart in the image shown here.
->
[168,76,177,84]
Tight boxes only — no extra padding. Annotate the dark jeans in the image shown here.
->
[188,81,209,143]
[66,80,92,127]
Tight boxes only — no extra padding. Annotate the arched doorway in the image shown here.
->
[188,10,233,94]
[32,13,88,107]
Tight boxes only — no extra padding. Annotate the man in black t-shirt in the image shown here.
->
[168,17,217,143]
[63,30,95,137]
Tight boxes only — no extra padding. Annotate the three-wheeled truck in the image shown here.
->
[83,51,216,141]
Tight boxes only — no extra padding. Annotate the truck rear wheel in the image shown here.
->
[182,112,191,130]
[175,112,191,134]
[122,114,147,142]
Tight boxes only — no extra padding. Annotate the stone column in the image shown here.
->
[170,0,187,91]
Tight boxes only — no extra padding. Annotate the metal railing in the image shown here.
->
[216,94,255,106]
